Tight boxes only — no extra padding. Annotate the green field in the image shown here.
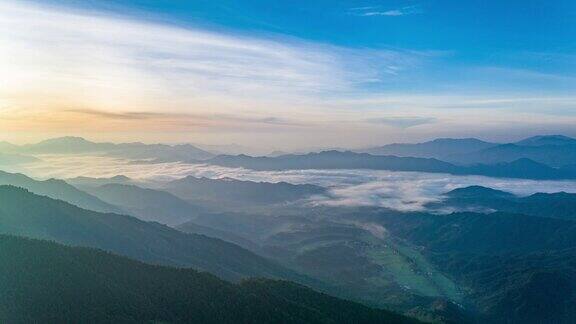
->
[366,238,462,302]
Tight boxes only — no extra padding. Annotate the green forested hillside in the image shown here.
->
[370,209,576,323]
[378,211,576,255]
[423,249,576,323]
[0,185,306,282]
[435,186,576,221]
[0,235,420,324]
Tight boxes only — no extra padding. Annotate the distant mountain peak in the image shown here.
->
[516,135,576,147]
[446,186,515,198]
[428,137,491,144]
[506,158,549,167]
[37,136,93,144]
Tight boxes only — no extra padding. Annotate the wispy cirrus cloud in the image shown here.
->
[1,0,576,148]
[351,5,423,17]
[60,108,308,130]
[0,0,432,145]
[366,116,436,128]
[0,1,421,111]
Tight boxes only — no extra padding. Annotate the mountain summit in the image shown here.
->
[515,135,576,147]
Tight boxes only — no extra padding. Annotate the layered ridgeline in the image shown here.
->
[0,170,122,214]
[206,150,576,180]
[77,176,326,224]
[178,187,576,323]
[177,203,471,322]
[431,185,576,221]
[67,175,134,187]
[0,185,307,282]
[361,135,576,168]
[80,183,201,226]
[163,176,326,208]
[0,235,419,324]
[0,136,215,161]
[360,138,498,160]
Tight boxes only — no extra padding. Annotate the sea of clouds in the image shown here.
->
[18,154,576,212]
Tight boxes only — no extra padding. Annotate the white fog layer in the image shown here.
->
[16,154,576,212]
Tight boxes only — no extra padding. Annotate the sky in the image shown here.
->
[1,0,575,149]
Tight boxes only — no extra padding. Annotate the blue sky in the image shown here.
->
[1,0,575,148]
[41,0,576,70]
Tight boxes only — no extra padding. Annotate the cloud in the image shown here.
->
[64,109,178,121]
[366,116,436,128]
[0,1,420,116]
[15,155,576,212]
[1,0,575,148]
[64,108,305,127]
[354,5,423,17]
[363,10,404,17]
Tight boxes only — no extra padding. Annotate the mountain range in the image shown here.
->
[0,168,574,322]
[207,150,576,180]
[0,136,215,161]
[361,138,498,159]
[175,182,576,323]
[0,185,305,282]
[356,207,576,323]
[0,235,418,324]
[361,135,576,167]
[2,134,576,323]
[82,183,202,226]
[0,170,122,214]
[177,205,467,322]
[431,185,576,221]
[163,176,326,208]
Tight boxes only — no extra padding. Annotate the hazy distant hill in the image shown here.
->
[0,186,306,282]
[84,183,201,225]
[433,185,576,221]
[461,157,576,179]
[451,143,576,167]
[164,176,326,207]
[359,135,576,168]
[22,136,115,153]
[0,235,418,324]
[0,141,38,164]
[207,151,576,180]
[208,151,457,173]
[67,175,134,187]
[447,135,576,167]
[516,135,576,146]
[0,170,122,213]
[0,152,39,165]
[17,136,215,161]
[361,138,498,159]
[193,142,269,156]
[0,141,20,152]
